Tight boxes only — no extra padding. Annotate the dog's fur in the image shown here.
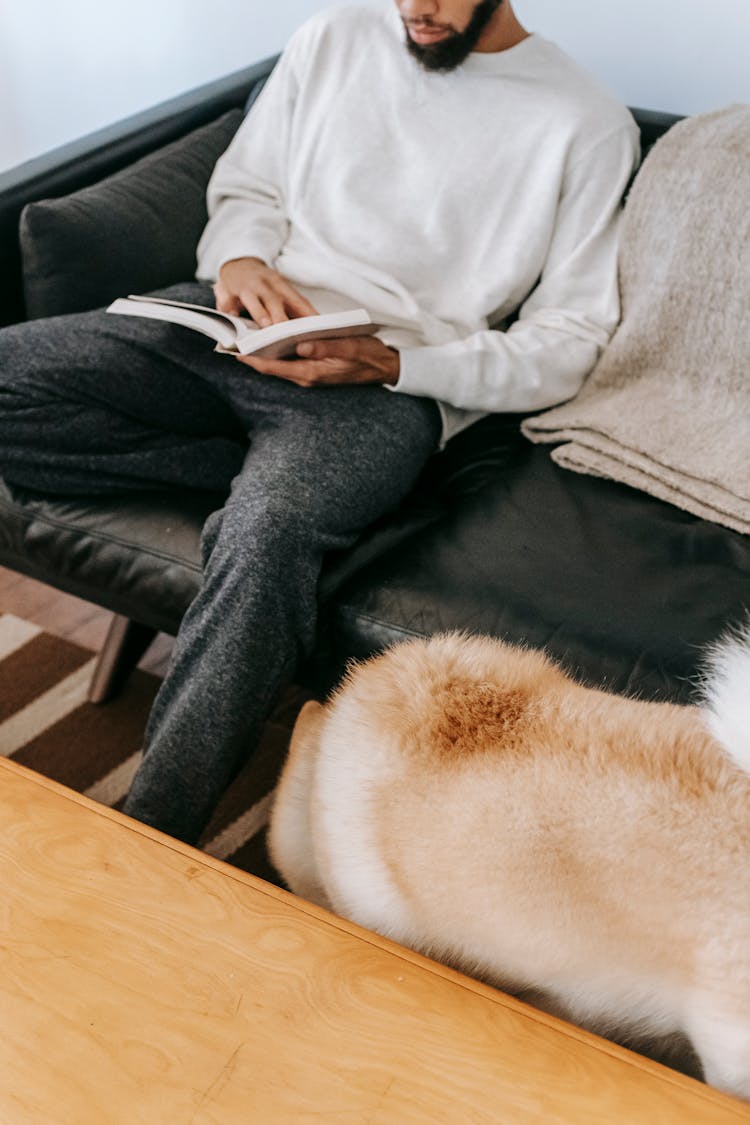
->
[268,629,750,1100]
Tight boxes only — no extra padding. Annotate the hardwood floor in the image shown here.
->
[0,566,173,677]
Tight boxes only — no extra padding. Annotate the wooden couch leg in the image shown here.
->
[88,615,158,704]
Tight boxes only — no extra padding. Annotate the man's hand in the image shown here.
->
[237,335,400,388]
[215,257,318,326]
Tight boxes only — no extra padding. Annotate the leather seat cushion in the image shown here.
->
[0,480,211,632]
[321,441,750,704]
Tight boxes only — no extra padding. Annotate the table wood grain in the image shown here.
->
[0,756,747,1123]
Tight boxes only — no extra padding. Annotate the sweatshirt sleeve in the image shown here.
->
[195,40,301,281]
[392,125,641,413]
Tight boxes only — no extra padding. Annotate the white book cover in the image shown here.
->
[107,295,378,358]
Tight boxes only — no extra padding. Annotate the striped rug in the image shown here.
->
[0,613,311,885]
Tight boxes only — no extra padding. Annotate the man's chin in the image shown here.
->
[405,33,471,73]
[403,0,503,73]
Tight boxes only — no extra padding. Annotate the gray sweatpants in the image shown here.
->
[0,283,440,842]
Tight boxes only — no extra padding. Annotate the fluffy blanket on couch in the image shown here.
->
[522,104,750,535]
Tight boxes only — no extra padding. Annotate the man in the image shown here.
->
[0,1,639,844]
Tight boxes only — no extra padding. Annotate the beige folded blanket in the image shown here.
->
[522,104,750,535]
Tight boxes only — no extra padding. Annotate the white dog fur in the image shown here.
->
[268,627,750,1100]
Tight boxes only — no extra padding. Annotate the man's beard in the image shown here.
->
[404,0,504,73]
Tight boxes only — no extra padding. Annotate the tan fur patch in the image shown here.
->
[422,679,531,760]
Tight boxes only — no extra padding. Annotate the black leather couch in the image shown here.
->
[1,56,748,705]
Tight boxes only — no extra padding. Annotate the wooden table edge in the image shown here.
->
[4,754,748,1120]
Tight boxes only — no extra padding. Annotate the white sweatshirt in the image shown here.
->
[197,3,640,442]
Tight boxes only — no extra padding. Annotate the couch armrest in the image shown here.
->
[0,55,277,327]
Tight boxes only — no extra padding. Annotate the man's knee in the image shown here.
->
[200,489,325,572]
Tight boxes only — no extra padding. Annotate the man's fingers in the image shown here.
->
[237,354,349,376]
[235,289,279,327]
[213,283,243,317]
[239,284,302,326]
[296,338,359,360]
[253,289,290,326]
[255,277,318,321]
[217,257,318,324]
[236,353,355,384]
[277,281,318,319]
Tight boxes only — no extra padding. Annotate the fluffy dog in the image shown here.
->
[268,628,750,1100]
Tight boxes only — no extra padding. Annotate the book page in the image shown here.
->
[126,295,258,334]
[107,297,257,350]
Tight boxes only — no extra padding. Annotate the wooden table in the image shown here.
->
[0,756,748,1123]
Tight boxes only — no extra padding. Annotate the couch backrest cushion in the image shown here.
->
[19,109,243,320]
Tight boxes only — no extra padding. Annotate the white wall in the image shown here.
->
[1,0,749,174]
[0,0,361,173]
[518,0,750,117]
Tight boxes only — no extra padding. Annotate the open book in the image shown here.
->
[106,295,379,358]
